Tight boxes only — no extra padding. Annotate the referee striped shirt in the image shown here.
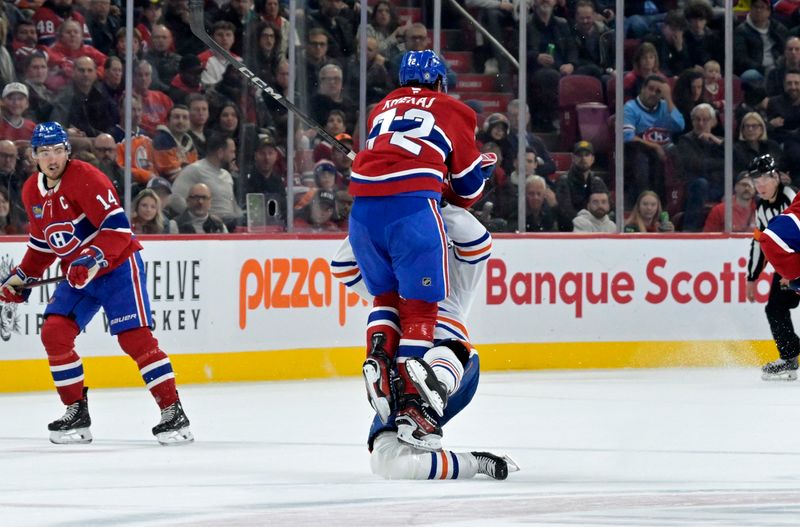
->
[749,185,797,281]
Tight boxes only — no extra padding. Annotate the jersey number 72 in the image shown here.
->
[366,108,436,155]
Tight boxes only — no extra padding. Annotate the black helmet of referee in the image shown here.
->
[748,154,777,179]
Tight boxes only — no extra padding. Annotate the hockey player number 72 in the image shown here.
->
[366,108,435,155]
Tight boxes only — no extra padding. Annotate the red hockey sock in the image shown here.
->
[118,327,178,409]
[367,291,400,360]
[41,316,84,405]
[397,299,438,395]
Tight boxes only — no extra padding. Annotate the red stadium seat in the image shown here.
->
[550,152,572,173]
[558,75,603,150]
[577,102,612,155]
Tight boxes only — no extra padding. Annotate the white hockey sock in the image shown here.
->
[423,346,464,396]
[371,432,479,480]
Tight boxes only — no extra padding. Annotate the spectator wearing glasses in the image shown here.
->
[175,182,228,233]
[734,111,785,179]
[311,63,357,134]
[304,28,332,94]
[92,133,124,195]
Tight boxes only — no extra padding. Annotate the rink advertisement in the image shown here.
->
[0,235,780,390]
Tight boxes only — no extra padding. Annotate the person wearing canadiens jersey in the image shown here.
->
[0,122,193,445]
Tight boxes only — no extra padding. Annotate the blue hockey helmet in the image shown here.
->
[31,122,70,152]
[398,50,447,93]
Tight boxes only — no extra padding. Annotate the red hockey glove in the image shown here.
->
[480,152,498,180]
[67,246,108,289]
[0,267,34,303]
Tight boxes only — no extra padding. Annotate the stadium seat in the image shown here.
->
[577,102,612,155]
[550,152,572,173]
[442,51,474,74]
[558,75,603,150]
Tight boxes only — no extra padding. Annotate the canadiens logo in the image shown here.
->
[44,222,81,256]
[32,205,43,219]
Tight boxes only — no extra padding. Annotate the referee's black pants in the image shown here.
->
[766,274,800,360]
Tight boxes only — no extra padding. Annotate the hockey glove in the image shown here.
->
[480,152,498,180]
[788,278,800,294]
[0,267,34,303]
[67,246,108,289]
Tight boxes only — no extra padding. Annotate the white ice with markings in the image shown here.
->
[3,368,800,526]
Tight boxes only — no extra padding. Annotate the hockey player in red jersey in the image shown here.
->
[348,49,496,451]
[0,122,193,445]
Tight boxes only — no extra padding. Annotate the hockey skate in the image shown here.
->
[471,451,520,480]
[152,399,194,445]
[395,395,442,451]
[48,387,92,444]
[362,332,394,424]
[403,357,448,417]
[762,357,799,381]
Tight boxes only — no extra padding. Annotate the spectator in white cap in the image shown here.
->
[0,82,36,143]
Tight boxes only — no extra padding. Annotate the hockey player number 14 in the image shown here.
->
[366,108,435,155]
[95,190,119,210]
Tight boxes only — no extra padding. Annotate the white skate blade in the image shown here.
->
[762,371,798,381]
[363,361,391,424]
[405,358,445,417]
[396,423,442,452]
[156,427,195,446]
[49,427,92,445]
[504,455,521,474]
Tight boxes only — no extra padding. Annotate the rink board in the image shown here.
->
[0,234,781,392]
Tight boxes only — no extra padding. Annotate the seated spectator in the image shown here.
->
[100,55,123,123]
[623,42,664,101]
[175,182,228,233]
[507,99,557,176]
[310,64,357,134]
[45,19,107,91]
[163,0,205,56]
[386,22,456,92]
[153,104,197,180]
[0,83,36,142]
[642,9,691,78]
[765,69,800,181]
[146,176,184,220]
[133,59,173,136]
[0,140,25,218]
[0,185,27,234]
[526,0,577,132]
[312,109,347,162]
[12,19,39,66]
[366,0,405,60]
[199,21,240,89]
[344,35,393,104]
[22,52,55,123]
[623,74,685,207]
[524,175,560,232]
[703,60,724,111]
[555,141,606,229]
[734,111,784,177]
[131,188,178,234]
[330,132,354,187]
[259,0,297,57]
[167,54,204,107]
[508,148,538,188]
[478,113,514,175]
[252,21,281,87]
[673,103,724,231]
[672,68,705,135]
[33,0,92,47]
[702,172,757,232]
[295,159,339,211]
[87,0,120,56]
[572,179,616,233]
[624,0,668,39]
[145,24,181,93]
[475,142,515,231]
[624,190,675,232]
[571,0,614,81]
[49,56,116,138]
[684,0,722,69]
[307,0,354,60]
[111,94,147,141]
[735,81,768,129]
[112,27,144,64]
[733,0,787,86]
[241,134,286,198]
[207,100,243,147]
[293,189,340,232]
[766,36,800,97]
[93,133,124,194]
[334,189,352,229]
[187,93,210,157]
[137,0,162,49]
[172,132,242,231]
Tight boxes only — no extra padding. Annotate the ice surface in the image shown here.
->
[3,368,800,526]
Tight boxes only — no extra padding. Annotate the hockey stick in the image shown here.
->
[186,0,356,161]
[23,275,65,289]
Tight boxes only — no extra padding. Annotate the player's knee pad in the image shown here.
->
[41,316,80,356]
[370,432,428,480]
[117,327,160,364]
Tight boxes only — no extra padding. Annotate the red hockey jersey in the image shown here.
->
[33,7,91,47]
[18,160,141,278]
[349,86,485,200]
